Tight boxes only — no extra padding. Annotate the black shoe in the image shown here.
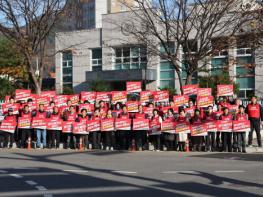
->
[242,150,247,153]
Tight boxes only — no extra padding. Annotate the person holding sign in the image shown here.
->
[2,108,17,148]
[91,108,102,149]
[245,96,263,147]
[204,106,216,152]
[162,108,176,151]
[191,109,204,152]
[117,105,130,150]
[33,104,47,149]
[219,107,233,152]
[234,105,248,153]
[75,109,89,149]
[19,105,32,148]
[149,109,162,151]
[63,105,77,149]
[134,105,147,151]
[176,108,189,151]
[103,109,115,151]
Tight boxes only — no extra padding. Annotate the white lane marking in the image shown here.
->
[0,170,7,173]
[162,171,200,174]
[13,167,39,170]
[112,171,137,174]
[10,173,23,178]
[44,194,53,197]
[215,170,245,173]
[25,180,37,186]
[35,186,48,191]
[63,170,89,173]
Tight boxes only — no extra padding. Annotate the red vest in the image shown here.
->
[50,113,61,120]
[119,113,129,119]
[5,115,16,122]
[205,113,215,121]
[247,104,261,119]
[220,114,232,121]
[78,116,88,124]
[21,111,31,119]
[135,112,145,119]
[192,117,202,124]
[177,116,187,123]
[67,112,77,121]
[236,113,247,121]
[92,116,101,121]
[35,111,46,119]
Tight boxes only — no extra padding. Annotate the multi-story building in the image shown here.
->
[55,1,263,98]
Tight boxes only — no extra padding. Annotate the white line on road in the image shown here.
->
[43,194,53,197]
[25,180,37,186]
[162,171,200,174]
[63,170,89,173]
[0,170,7,173]
[35,186,48,191]
[215,170,245,173]
[112,171,137,174]
[13,167,39,170]
[9,174,23,178]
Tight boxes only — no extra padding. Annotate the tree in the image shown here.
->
[115,0,255,93]
[90,79,111,92]
[0,0,69,94]
[0,77,16,100]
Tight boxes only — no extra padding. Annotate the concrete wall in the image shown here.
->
[255,46,263,98]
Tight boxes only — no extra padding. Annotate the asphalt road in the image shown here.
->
[0,150,262,197]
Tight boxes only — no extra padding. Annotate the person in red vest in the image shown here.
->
[91,108,101,149]
[219,107,233,152]
[103,109,115,151]
[118,105,130,150]
[20,105,32,148]
[204,105,216,152]
[176,108,189,151]
[63,105,77,149]
[75,108,89,149]
[245,96,263,147]
[134,105,147,151]
[234,105,248,153]
[163,108,176,151]
[191,109,204,152]
[33,104,47,149]
[149,109,162,151]
[2,108,17,148]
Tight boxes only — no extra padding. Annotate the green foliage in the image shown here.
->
[0,77,15,100]
[62,86,74,95]
[90,79,111,92]
[199,72,239,97]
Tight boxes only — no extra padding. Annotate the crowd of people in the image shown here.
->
[0,93,262,153]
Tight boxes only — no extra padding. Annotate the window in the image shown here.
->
[62,51,73,88]
[114,46,147,70]
[211,57,228,76]
[92,48,102,71]
[160,62,175,89]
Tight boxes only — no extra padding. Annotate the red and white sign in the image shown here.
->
[217,85,234,97]
[197,96,214,108]
[69,94,79,105]
[18,117,31,129]
[140,91,152,104]
[127,101,139,112]
[1,103,19,114]
[87,120,100,132]
[115,118,131,130]
[182,85,199,95]
[111,91,127,104]
[217,120,233,132]
[62,121,73,133]
[233,120,250,132]
[36,96,50,107]
[80,92,96,103]
[133,119,149,130]
[46,119,62,130]
[96,92,111,102]
[205,121,218,132]
[54,95,68,107]
[31,118,46,129]
[173,95,189,107]
[197,88,212,97]
[191,123,207,136]
[153,91,169,102]
[0,120,17,133]
[126,81,142,93]
[176,122,190,133]
[143,107,154,117]
[161,120,176,134]
[101,118,115,131]
[149,119,161,135]
[79,104,94,112]
[73,122,87,134]
[15,89,31,101]
[41,91,56,98]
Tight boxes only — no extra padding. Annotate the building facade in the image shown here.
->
[55,4,263,98]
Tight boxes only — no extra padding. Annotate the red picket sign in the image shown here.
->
[182,85,199,95]
[96,92,111,102]
[161,120,176,134]
[62,121,73,133]
[18,117,31,129]
[101,118,115,131]
[41,91,56,98]
[153,91,169,102]
[229,105,238,113]
[140,91,152,104]
[160,106,178,114]
[127,101,139,112]
[217,120,233,132]
[15,89,31,101]
[111,91,127,104]
[54,95,68,107]
[173,95,189,107]
[73,122,88,134]
[126,81,142,93]
[233,120,250,132]
[176,122,191,133]
[217,85,233,97]
[79,104,94,112]
[0,120,17,133]
[185,107,195,117]
[87,120,100,132]
[197,96,214,108]
[69,94,80,105]
[1,103,19,114]
[205,120,218,132]
[36,96,50,107]
[4,95,10,103]
[133,119,149,131]
[80,92,96,103]
[31,118,46,129]
[191,123,207,136]
[197,88,212,97]
[143,107,154,117]
[115,118,131,130]
[46,119,63,130]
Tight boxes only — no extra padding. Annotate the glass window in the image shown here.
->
[160,71,175,79]
[160,80,174,89]
[91,48,102,71]
[62,51,73,88]
[236,77,255,89]
[211,57,228,76]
